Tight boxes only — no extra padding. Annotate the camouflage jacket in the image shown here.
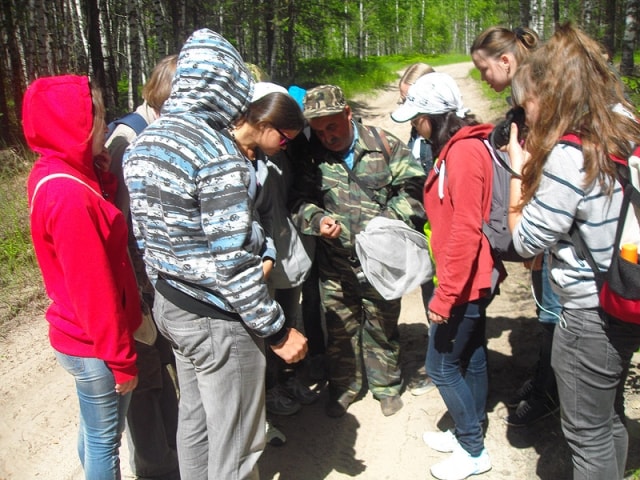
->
[291,121,426,259]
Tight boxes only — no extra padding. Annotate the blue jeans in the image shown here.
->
[552,308,640,480]
[426,299,489,457]
[54,351,131,480]
[154,291,265,480]
[535,252,562,324]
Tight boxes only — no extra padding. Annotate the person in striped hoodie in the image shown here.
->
[123,29,307,479]
[507,23,640,480]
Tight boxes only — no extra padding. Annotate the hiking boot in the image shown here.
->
[265,419,286,446]
[423,429,459,453]
[282,376,320,405]
[430,446,492,480]
[409,376,436,396]
[379,395,403,416]
[503,397,559,427]
[506,378,534,408]
[266,384,301,416]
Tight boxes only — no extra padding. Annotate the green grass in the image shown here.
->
[293,53,471,99]
[0,148,42,328]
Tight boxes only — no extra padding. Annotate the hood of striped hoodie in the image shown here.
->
[161,28,253,129]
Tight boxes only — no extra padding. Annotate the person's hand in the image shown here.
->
[504,123,529,176]
[115,375,138,395]
[262,258,274,279]
[427,310,448,325]
[93,149,112,172]
[270,328,308,364]
[319,216,341,239]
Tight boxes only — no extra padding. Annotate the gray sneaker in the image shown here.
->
[409,377,436,396]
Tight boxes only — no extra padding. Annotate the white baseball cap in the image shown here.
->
[391,72,469,122]
[251,82,288,102]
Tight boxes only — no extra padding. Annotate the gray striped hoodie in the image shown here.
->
[123,29,285,339]
[512,142,623,310]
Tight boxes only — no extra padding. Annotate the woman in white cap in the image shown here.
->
[392,72,504,480]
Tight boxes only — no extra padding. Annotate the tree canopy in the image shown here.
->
[1,0,638,146]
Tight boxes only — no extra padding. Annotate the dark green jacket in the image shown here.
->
[292,121,426,259]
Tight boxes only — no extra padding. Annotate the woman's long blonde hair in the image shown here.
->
[512,22,640,207]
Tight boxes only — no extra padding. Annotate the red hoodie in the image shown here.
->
[424,124,504,318]
[24,75,140,384]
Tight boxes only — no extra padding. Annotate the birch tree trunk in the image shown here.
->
[71,0,89,72]
[621,0,638,75]
[359,0,364,59]
[343,0,349,57]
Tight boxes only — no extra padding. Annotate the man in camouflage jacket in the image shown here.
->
[291,85,426,417]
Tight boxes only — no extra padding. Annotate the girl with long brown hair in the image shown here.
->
[507,23,640,479]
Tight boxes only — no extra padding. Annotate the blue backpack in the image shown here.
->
[106,112,148,140]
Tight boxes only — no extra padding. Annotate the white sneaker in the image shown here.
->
[422,429,459,453]
[430,446,491,480]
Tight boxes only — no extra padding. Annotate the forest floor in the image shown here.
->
[1,62,639,480]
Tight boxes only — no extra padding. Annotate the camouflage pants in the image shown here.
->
[318,253,402,399]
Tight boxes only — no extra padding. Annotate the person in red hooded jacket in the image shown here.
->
[392,72,505,480]
[23,74,141,480]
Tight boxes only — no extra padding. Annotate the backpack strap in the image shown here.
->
[481,138,522,178]
[368,126,391,163]
[344,126,392,206]
[30,173,103,215]
[559,133,633,185]
[107,112,148,139]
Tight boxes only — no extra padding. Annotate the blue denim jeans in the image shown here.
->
[426,299,489,457]
[54,351,131,480]
[535,252,562,325]
[552,308,640,480]
[154,291,265,480]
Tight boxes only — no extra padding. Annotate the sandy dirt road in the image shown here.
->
[1,62,638,480]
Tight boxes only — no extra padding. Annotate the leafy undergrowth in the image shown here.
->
[0,149,45,332]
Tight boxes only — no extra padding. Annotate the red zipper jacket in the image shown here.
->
[24,75,140,383]
[424,124,501,317]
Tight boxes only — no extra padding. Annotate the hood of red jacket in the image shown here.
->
[22,75,96,179]
[437,124,494,165]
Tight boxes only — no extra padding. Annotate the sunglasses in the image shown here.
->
[275,127,293,146]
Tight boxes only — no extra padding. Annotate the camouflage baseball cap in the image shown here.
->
[303,85,347,119]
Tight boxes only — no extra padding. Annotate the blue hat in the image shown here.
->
[288,85,307,110]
